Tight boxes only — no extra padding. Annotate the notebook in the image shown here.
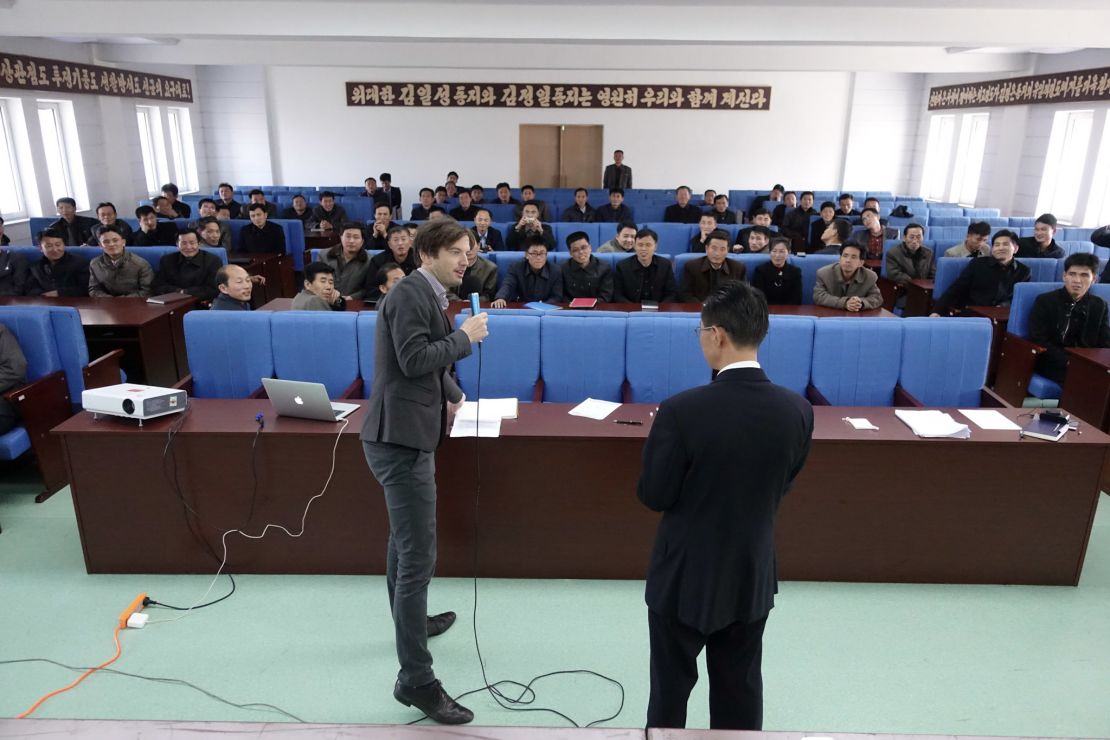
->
[1019,415,1069,442]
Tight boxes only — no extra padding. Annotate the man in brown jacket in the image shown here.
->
[680,230,745,303]
[813,243,882,312]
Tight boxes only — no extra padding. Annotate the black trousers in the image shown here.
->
[647,609,768,730]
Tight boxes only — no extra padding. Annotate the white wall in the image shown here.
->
[196,65,273,190]
[263,66,856,196]
[841,72,925,196]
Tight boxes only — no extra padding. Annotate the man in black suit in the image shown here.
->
[613,228,678,303]
[470,208,504,252]
[361,219,489,725]
[603,149,633,189]
[49,197,98,246]
[931,229,1030,315]
[638,280,813,730]
[132,205,180,246]
[664,186,703,224]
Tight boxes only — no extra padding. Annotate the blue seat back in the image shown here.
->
[183,311,274,398]
[270,312,359,397]
[356,312,378,398]
[0,307,63,382]
[796,254,839,304]
[899,317,992,407]
[552,223,601,252]
[757,316,816,396]
[453,314,541,401]
[646,223,694,254]
[1016,257,1058,284]
[810,318,903,405]
[732,254,772,281]
[1007,282,1061,338]
[541,315,626,402]
[932,257,969,299]
[44,306,93,407]
[625,314,709,402]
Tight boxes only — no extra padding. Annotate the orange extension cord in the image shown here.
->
[15,625,123,719]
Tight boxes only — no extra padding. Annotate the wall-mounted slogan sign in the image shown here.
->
[928,67,1110,111]
[0,51,193,103]
[346,82,771,111]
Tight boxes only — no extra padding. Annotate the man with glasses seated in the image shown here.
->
[561,231,614,302]
[491,235,562,307]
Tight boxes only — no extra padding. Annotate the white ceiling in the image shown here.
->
[2,0,1109,73]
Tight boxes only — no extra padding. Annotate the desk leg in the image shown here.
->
[136,316,180,387]
[1061,355,1110,432]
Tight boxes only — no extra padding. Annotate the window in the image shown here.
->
[920,114,956,201]
[0,99,28,220]
[37,100,88,209]
[949,113,989,206]
[1036,109,1094,224]
[1083,114,1110,227]
[136,105,168,196]
[166,107,198,193]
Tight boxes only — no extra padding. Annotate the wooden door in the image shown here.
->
[559,125,603,188]
[519,125,561,188]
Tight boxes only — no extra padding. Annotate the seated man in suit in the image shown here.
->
[238,203,287,254]
[366,225,419,302]
[375,262,406,298]
[495,182,520,207]
[944,221,992,258]
[280,193,314,226]
[505,202,555,251]
[87,202,134,245]
[613,228,678,303]
[310,191,349,232]
[680,230,745,303]
[734,209,773,252]
[133,205,180,246]
[931,229,1030,316]
[448,231,498,302]
[807,201,838,252]
[469,184,486,204]
[594,188,635,223]
[690,213,720,253]
[0,322,28,436]
[360,176,379,199]
[664,186,703,224]
[216,183,242,220]
[470,208,504,252]
[160,183,191,218]
[560,188,596,223]
[813,242,882,312]
[239,189,278,219]
[153,195,181,220]
[197,216,228,251]
[411,188,436,220]
[751,237,802,305]
[515,185,552,222]
[26,227,90,297]
[780,191,816,252]
[1016,213,1064,259]
[151,230,222,301]
[292,261,347,311]
[885,223,936,288]
[321,223,373,300]
[186,199,231,246]
[743,226,773,254]
[750,183,783,215]
[49,196,99,246]
[449,190,480,221]
[368,203,399,250]
[599,221,639,254]
[708,194,739,225]
[561,231,614,302]
[770,191,797,228]
[837,193,859,218]
[815,219,853,255]
[0,242,27,296]
[701,190,716,208]
[88,224,154,297]
[211,264,254,310]
[1028,253,1110,384]
[849,208,900,260]
[492,235,562,307]
[434,186,449,205]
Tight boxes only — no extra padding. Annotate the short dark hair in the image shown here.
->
[839,241,864,257]
[1035,213,1058,228]
[198,198,216,208]
[419,187,434,197]
[374,202,392,214]
[752,207,771,218]
[864,197,880,207]
[376,262,403,286]
[993,229,1019,244]
[770,235,792,251]
[218,182,233,190]
[38,227,67,243]
[831,220,853,243]
[574,187,588,196]
[428,205,446,214]
[522,184,535,192]
[609,188,625,196]
[249,188,264,197]
[771,184,785,192]
[176,229,198,244]
[521,200,542,212]
[414,218,468,259]
[135,205,155,218]
[617,221,638,234]
[713,194,728,204]
[635,227,658,244]
[216,204,231,214]
[521,234,549,253]
[566,230,590,249]
[838,193,853,202]
[387,224,407,240]
[1064,252,1099,274]
[319,190,336,199]
[97,223,126,240]
[474,207,492,220]
[434,186,447,194]
[799,191,815,200]
[701,281,768,350]
[676,185,691,194]
[861,207,880,217]
[304,261,336,283]
[470,184,483,193]
[496,182,510,190]
[749,225,773,240]
[152,195,168,208]
[904,222,925,236]
[968,221,992,237]
[364,176,377,184]
[380,172,392,182]
[784,190,797,198]
[700,212,718,223]
[707,229,730,245]
[339,222,364,236]
[819,201,836,211]
[196,216,219,229]
[458,189,472,200]
[292,193,306,201]
[95,201,117,213]
[614,149,624,154]
[161,183,179,196]
[447,171,459,179]
[56,196,77,208]
[247,202,267,213]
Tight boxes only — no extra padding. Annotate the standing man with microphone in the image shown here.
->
[362,218,489,725]
[638,280,813,730]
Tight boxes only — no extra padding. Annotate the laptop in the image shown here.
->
[261,378,360,422]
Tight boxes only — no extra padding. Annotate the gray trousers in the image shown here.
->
[362,440,438,688]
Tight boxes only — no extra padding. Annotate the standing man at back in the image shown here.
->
[638,280,813,730]
[603,149,633,190]
[361,219,489,725]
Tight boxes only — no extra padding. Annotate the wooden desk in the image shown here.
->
[55,402,1108,585]
[229,252,297,302]
[967,305,1010,385]
[1060,347,1110,432]
[0,296,195,386]
[903,278,934,316]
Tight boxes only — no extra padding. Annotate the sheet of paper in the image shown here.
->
[568,398,622,421]
[894,409,971,439]
[844,417,879,431]
[959,409,1022,431]
[450,409,501,438]
[455,398,518,421]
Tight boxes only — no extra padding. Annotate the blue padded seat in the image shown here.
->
[899,317,992,407]
[0,427,32,460]
[757,316,816,396]
[1015,257,1059,284]
[645,223,694,254]
[0,308,64,461]
[731,253,772,281]
[810,318,903,405]
[356,312,377,398]
[541,315,626,403]
[795,254,839,304]
[271,312,359,398]
[453,314,541,401]
[552,223,600,252]
[932,257,970,300]
[625,314,708,403]
[184,310,274,398]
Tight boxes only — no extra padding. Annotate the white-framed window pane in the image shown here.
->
[0,101,27,219]
[37,103,73,204]
[1083,114,1110,226]
[950,113,989,207]
[167,107,198,192]
[1036,109,1094,224]
[920,114,956,201]
[136,105,168,196]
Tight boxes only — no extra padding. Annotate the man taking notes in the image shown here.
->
[638,280,813,730]
[361,219,488,725]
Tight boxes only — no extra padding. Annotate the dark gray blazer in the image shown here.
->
[360,271,472,452]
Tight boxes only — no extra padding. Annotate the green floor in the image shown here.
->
[1,464,1108,735]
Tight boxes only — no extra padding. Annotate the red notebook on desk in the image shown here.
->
[568,298,598,309]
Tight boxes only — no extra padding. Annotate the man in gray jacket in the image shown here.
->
[88,224,153,297]
[885,223,936,287]
[813,243,883,312]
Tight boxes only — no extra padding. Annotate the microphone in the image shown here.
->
[470,292,482,317]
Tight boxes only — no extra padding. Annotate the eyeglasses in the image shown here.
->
[694,325,717,336]
[525,251,547,258]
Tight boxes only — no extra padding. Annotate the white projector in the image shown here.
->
[82,383,188,423]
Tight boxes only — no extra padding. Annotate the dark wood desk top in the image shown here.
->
[909,278,935,290]
[0,295,196,327]
[967,305,1010,322]
[1066,347,1110,366]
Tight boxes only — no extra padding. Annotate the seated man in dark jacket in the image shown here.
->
[49,197,99,246]
[492,235,562,307]
[663,186,703,224]
[505,202,556,251]
[613,228,678,303]
[211,264,254,310]
[0,245,27,296]
[1016,213,1065,259]
[237,203,287,254]
[1028,253,1110,384]
[680,230,745,303]
[133,205,180,246]
[561,231,614,302]
[152,230,222,301]
[932,229,1030,316]
[26,227,90,297]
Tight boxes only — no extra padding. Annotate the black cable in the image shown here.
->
[0,658,305,723]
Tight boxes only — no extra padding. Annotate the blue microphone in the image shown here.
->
[469,292,481,316]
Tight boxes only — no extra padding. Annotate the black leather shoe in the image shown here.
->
[394,679,474,724]
[427,611,456,637]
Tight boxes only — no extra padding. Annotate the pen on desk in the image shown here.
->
[614,419,643,425]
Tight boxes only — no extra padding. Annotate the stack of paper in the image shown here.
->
[450,398,519,437]
[568,398,622,420]
[959,409,1021,431]
[894,409,971,439]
